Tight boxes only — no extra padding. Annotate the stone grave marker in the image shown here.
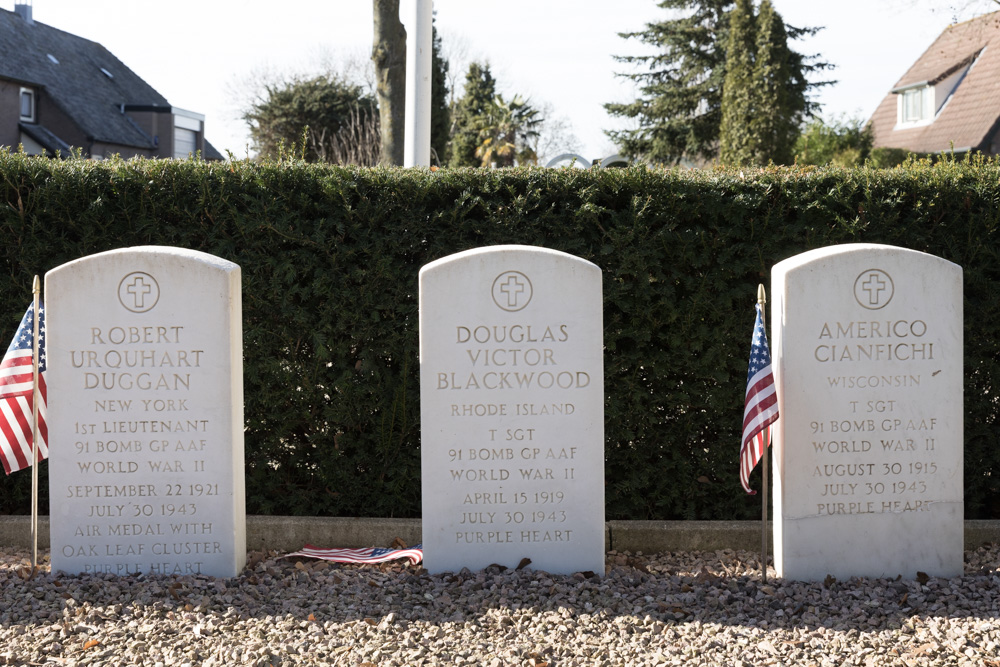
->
[46,246,246,577]
[419,245,604,574]
[771,244,962,580]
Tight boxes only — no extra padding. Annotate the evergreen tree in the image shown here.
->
[449,63,497,168]
[243,74,378,163]
[750,0,803,165]
[605,0,732,165]
[718,0,757,165]
[430,18,450,166]
[718,0,811,165]
[607,0,828,165]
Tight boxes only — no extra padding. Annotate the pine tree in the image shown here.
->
[750,0,803,165]
[607,0,828,165]
[449,63,497,168]
[605,0,732,165]
[718,0,757,165]
[430,19,450,166]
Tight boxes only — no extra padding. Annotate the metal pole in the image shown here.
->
[30,275,41,576]
[757,283,768,583]
[403,0,432,167]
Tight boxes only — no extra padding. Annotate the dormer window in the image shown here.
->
[892,49,982,131]
[19,88,35,122]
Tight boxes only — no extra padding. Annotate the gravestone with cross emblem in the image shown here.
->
[45,247,246,577]
[771,244,963,580]
[419,245,605,574]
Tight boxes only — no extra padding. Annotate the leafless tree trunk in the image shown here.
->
[372,0,406,166]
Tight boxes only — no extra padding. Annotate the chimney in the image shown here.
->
[14,1,34,25]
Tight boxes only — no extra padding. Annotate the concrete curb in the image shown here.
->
[3,516,999,554]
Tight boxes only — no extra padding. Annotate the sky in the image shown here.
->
[8,0,992,162]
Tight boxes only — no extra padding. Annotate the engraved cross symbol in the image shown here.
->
[499,275,525,308]
[126,275,153,309]
[861,272,887,306]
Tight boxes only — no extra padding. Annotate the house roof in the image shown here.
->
[1,7,164,150]
[868,11,1000,154]
[19,121,73,155]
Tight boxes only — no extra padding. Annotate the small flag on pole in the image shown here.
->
[0,303,47,475]
[284,544,423,565]
[741,303,778,494]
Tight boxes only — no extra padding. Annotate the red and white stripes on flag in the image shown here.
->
[0,303,47,475]
[284,544,423,565]
[741,303,778,494]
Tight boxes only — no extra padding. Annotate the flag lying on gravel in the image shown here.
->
[284,544,423,565]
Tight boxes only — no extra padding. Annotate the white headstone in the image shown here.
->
[46,247,246,578]
[419,245,604,574]
[771,244,963,580]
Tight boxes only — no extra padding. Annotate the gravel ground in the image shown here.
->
[1,545,998,666]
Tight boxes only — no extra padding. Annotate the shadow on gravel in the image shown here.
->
[1,546,998,666]
[5,545,997,634]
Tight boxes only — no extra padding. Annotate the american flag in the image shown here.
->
[284,544,423,565]
[0,303,47,475]
[740,303,778,494]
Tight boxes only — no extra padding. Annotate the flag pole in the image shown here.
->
[30,275,41,577]
[757,283,768,584]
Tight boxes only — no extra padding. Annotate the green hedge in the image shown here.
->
[1,153,997,520]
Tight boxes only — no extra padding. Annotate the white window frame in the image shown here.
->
[895,84,934,129]
[19,87,35,122]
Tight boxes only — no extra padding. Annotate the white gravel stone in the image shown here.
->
[0,545,997,665]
